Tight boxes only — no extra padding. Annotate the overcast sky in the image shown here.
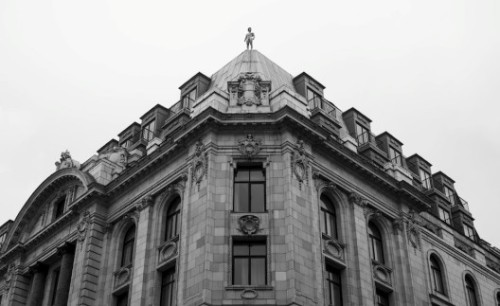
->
[1,0,499,247]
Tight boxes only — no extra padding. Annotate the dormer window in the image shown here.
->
[463,224,475,239]
[0,233,6,248]
[142,120,156,142]
[443,186,455,205]
[307,88,323,109]
[438,207,451,225]
[419,169,432,189]
[388,147,402,166]
[182,88,197,110]
[356,123,369,145]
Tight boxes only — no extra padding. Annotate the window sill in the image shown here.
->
[225,285,273,291]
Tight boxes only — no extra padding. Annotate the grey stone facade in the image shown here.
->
[0,50,499,306]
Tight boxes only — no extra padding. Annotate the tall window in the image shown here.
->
[419,169,431,190]
[234,166,265,212]
[326,265,343,306]
[116,292,129,306]
[368,222,384,264]
[232,241,266,285]
[53,196,66,220]
[160,267,175,306]
[430,255,445,295]
[356,123,369,145]
[142,120,156,142]
[443,186,455,205]
[121,226,136,267]
[375,289,390,306]
[388,147,402,166]
[438,207,451,225]
[464,224,475,240]
[496,292,500,306]
[165,197,181,241]
[183,88,197,109]
[465,275,479,306]
[307,88,323,109]
[321,195,338,239]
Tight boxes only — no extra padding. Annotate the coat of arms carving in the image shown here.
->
[238,134,261,159]
[228,72,271,106]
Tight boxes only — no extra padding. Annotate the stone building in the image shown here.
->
[0,50,499,306]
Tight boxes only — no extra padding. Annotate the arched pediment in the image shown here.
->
[2,168,95,251]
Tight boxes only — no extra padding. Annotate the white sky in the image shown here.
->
[1,0,499,247]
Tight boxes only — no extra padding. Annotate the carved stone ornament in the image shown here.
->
[291,140,309,188]
[312,172,340,196]
[241,289,258,299]
[228,72,271,106]
[55,150,81,171]
[348,191,367,208]
[114,266,131,288]
[158,241,177,264]
[238,134,261,159]
[77,211,91,242]
[191,141,208,187]
[99,146,129,177]
[406,210,422,250]
[4,264,17,288]
[373,264,392,286]
[323,238,345,260]
[238,215,261,235]
[136,195,154,211]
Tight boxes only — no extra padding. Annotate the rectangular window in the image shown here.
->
[121,138,133,149]
[326,265,343,306]
[438,207,451,225]
[464,224,475,239]
[0,233,5,248]
[234,166,265,212]
[142,120,156,142]
[443,186,455,205]
[116,292,129,306]
[355,123,369,145]
[232,241,266,285]
[419,169,431,190]
[160,267,175,306]
[307,88,323,109]
[183,88,197,109]
[375,289,390,306]
[388,147,402,166]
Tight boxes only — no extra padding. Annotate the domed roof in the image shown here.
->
[209,50,295,93]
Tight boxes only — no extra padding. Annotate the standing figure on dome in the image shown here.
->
[244,27,255,50]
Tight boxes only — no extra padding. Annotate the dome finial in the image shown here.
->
[244,27,255,50]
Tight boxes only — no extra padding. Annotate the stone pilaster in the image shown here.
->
[129,196,154,306]
[7,265,31,306]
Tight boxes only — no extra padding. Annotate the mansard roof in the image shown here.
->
[209,49,295,92]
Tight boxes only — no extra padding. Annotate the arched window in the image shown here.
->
[465,275,479,306]
[320,195,338,238]
[430,255,445,295]
[53,196,66,220]
[368,222,384,264]
[165,197,181,241]
[121,226,136,267]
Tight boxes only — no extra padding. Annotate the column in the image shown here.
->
[26,263,47,306]
[53,244,75,306]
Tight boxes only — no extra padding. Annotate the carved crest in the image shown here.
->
[191,141,208,187]
[291,140,309,188]
[228,72,271,106]
[55,150,81,171]
[158,241,178,264]
[238,215,261,235]
[238,134,261,159]
[323,237,345,260]
[114,266,131,288]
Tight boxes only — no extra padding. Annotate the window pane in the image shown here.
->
[249,168,265,181]
[251,258,266,285]
[375,240,384,264]
[234,183,249,212]
[234,169,249,182]
[250,183,265,212]
[234,258,249,285]
[250,244,266,256]
[233,244,249,256]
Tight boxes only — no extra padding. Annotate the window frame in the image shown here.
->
[325,264,343,306]
[233,165,266,213]
[121,226,136,267]
[182,88,197,109]
[429,255,446,295]
[463,224,475,240]
[232,239,267,286]
[443,186,456,205]
[388,147,402,166]
[375,289,390,306]
[307,88,323,109]
[320,195,338,239]
[355,123,370,145]
[368,222,385,265]
[438,207,451,225]
[464,274,479,306]
[53,195,66,220]
[419,168,432,190]
[160,267,176,306]
[164,197,181,242]
[142,120,156,142]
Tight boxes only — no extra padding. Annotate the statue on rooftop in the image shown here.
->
[55,150,81,171]
[244,27,255,50]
